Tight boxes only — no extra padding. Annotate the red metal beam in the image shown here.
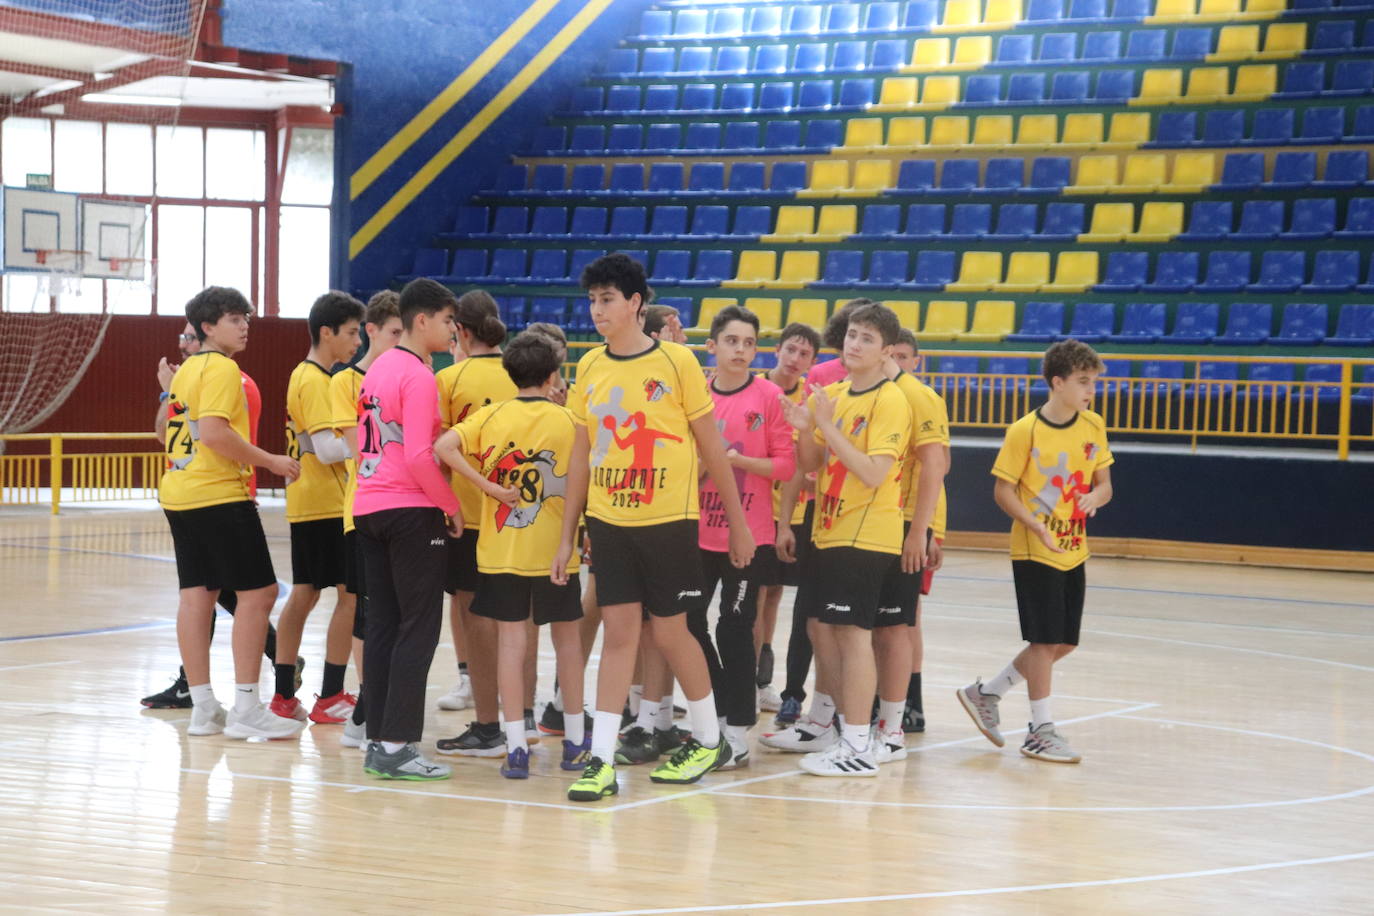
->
[0,58,89,84]
[6,57,186,117]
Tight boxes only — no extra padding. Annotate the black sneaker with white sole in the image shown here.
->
[435,721,505,757]
[141,671,192,709]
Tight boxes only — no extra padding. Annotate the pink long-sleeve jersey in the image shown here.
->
[698,374,796,551]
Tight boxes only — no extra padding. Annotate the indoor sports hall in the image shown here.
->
[1,0,1371,912]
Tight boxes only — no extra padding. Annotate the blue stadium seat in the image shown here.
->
[1264,152,1315,189]
[642,123,680,153]
[673,8,708,36]
[570,207,608,238]
[452,206,487,235]
[1359,258,1374,293]
[1327,304,1374,345]
[1336,198,1374,237]
[1247,363,1296,399]
[858,250,911,288]
[1303,364,1344,403]
[491,206,529,237]
[1164,302,1221,342]
[526,249,569,283]
[892,160,937,194]
[1350,105,1374,141]
[1136,358,1187,396]
[409,248,448,278]
[831,41,867,72]
[1198,251,1253,292]
[497,296,530,330]
[902,204,947,238]
[1040,202,1085,238]
[1008,73,1047,104]
[1284,198,1336,239]
[1097,251,1150,291]
[1040,33,1078,62]
[981,357,1032,395]
[826,4,861,33]
[570,86,604,113]
[491,164,527,193]
[1217,153,1264,190]
[1178,201,1233,241]
[990,204,1039,240]
[1195,362,1239,398]
[686,162,727,194]
[710,7,744,36]
[449,249,487,281]
[1302,250,1360,291]
[997,35,1034,65]
[1108,302,1166,343]
[680,122,721,152]
[1007,301,1066,342]
[1083,30,1122,60]
[803,120,843,150]
[965,75,1004,104]
[1298,107,1345,143]
[730,206,772,237]
[719,83,755,112]
[798,79,834,109]
[1144,251,1200,293]
[838,78,876,109]
[1051,71,1091,102]
[871,40,907,70]
[1331,60,1374,95]
[688,206,729,239]
[1313,150,1369,187]
[1172,28,1213,59]
[1068,0,1106,20]
[1126,30,1165,61]
[1278,62,1325,98]
[677,47,713,74]
[1248,108,1295,146]
[980,159,1025,194]
[1233,201,1285,240]
[646,206,688,238]
[746,5,783,36]
[792,43,827,73]
[643,85,679,112]
[609,163,644,194]
[784,3,822,33]
[1029,157,1073,193]
[566,250,604,285]
[948,204,993,240]
[647,163,684,193]
[1311,20,1356,54]
[764,120,804,151]
[1156,111,1198,146]
[650,250,691,283]
[1113,0,1150,18]
[1201,110,1244,147]
[812,250,865,288]
[931,356,980,397]
[528,206,568,239]
[606,124,641,153]
[940,159,981,191]
[1249,250,1305,292]
[864,2,900,31]
[568,164,604,195]
[727,162,765,195]
[1027,0,1064,20]
[1215,302,1273,345]
[758,82,795,112]
[486,249,528,283]
[711,47,749,74]
[769,161,808,192]
[856,205,902,239]
[907,250,957,290]
[607,206,646,238]
[641,48,676,75]
[681,250,733,286]
[904,0,938,28]
[528,297,568,326]
[1062,302,1115,342]
[1272,303,1329,345]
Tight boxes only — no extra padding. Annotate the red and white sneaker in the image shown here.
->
[309,691,357,724]
[269,693,308,721]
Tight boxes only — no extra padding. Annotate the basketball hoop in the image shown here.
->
[32,249,88,303]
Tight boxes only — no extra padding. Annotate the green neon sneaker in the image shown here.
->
[567,756,619,802]
[648,737,731,785]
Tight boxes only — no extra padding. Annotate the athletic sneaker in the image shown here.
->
[523,709,540,744]
[435,721,505,757]
[224,703,306,740]
[774,696,802,727]
[269,693,308,722]
[902,703,925,734]
[436,673,472,711]
[615,726,659,765]
[757,685,783,713]
[759,717,836,753]
[871,724,907,763]
[366,743,451,780]
[649,738,731,784]
[755,644,774,687]
[561,737,592,771]
[619,703,635,730]
[309,691,356,725]
[187,701,226,736]
[718,733,750,770]
[501,746,530,779]
[341,718,366,748]
[1020,723,1082,764]
[142,673,192,709]
[956,680,1005,748]
[363,740,377,771]
[653,725,691,757]
[567,756,618,802]
[799,738,879,777]
[538,703,593,737]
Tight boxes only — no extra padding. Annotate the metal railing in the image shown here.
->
[0,433,161,514]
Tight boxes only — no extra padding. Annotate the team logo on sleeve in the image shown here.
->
[1083,441,1097,461]
[745,411,763,431]
[642,378,671,402]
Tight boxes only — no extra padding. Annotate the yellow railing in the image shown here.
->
[0,433,162,515]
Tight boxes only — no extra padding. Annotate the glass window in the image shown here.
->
[52,120,103,193]
[156,205,204,315]
[2,274,43,312]
[105,123,153,195]
[2,117,52,187]
[155,125,204,198]
[203,207,253,297]
[281,128,333,205]
[107,278,153,315]
[54,278,104,314]
[277,206,329,318]
[205,128,265,201]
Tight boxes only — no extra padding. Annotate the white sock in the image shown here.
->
[565,708,585,746]
[841,721,869,752]
[1030,697,1053,730]
[591,710,621,761]
[655,695,673,731]
[233,683,258,714]
[189,683,216,708]
[628,683,644,716]
[878,699,904,733]
[687,694,721,747]
[806,692,836,726]
[381,740,405,754]
[504,719,527,752]
[983,662,1025,698]
[553,686,565,712]
[724,723,749,750]
[635,697,658,731]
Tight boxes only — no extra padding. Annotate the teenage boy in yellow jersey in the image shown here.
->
[330,291,402,749]
[271,292,365,726]
[435,332,590,779]
[958,340,1114,764]
[161,286,302,741]
[566,254,755,802]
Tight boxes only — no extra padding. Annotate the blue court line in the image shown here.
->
[939,572,1374,611]
[0,620,175,643]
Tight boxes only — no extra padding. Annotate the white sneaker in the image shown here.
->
[436,673,472,711]
[224,703,306,740]
[758,716,837,753]
[871,725,908,763]
[341,718,366,748]
[800,737,879,777]
[187,701,226,736]
[717,731,751,770]
[757,685,783,712]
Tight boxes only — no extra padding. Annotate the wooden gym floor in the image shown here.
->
[1,503,1372,914]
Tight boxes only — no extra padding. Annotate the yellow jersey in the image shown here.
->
[991,408,1114,571]
[435,354,517,530]
[284,360,348,522]
[766,373,811,526]
[569,339,714,527]
[810,377,911,555]
[159,351,252,511]
[330,364,365,534]
[894,374,949,529]
[452,397,582,577]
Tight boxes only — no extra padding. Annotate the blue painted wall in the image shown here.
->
[219,0,652,294]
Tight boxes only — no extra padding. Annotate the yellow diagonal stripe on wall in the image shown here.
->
[349,0,561,200]
[350,0,615,259]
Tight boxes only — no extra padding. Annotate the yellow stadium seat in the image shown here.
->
[1130,201,1184,242]
[973,115,1014,147]
[722,252,776,289]
[1262,23,1307,56]
[998,251,1051,292]
[1214,25,1260,60]
[1232,64,1277,99]
[909,38,950,70]
[742,297,784,335]
[1080,203,1136,242]
[1167,152,1216,192]
[1069,155,1120,194]
[937,0,980,31]
[850,160,894,194]
[844,118,885,149]
[1199,0,1239,15]
[1060,113,1103,146]
[1106,112,1150,145]
[1247,0,1287,15]
[808,160,850,193]
[686,297,738,334]
[1153,0,1196,16]
[921,76,962,106]
[764,206,816,243]
[783,298,829,331]
[1016,114,1060,146]
[883,300,921,331]
[929,115,971,148]
[960,300,1016,342]
[887,117,926,147]
[952,36,993,68]
[916,300,968,341]
[877,77,920,109]
[947,252,1003,292]
[1186,67,1230,102]
[814,205,858,240]
[1118,154,1167,193]
[760,250,820,289]
[1138,69,1184,103]
[1042,252,1099,293]
[983,0,1023,27]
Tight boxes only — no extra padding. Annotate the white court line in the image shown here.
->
[533,850,1374,915]
[0,660,79,674]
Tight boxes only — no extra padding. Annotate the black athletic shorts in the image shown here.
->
[808,545,894,630]
[472,572,584,625]
[1013,560,1086,646]
[344,528,365,596]
[444,529,481,595]
[290,518,347,589]
[760,502,814,588]
[165,500,275,593]
[874,522,923,629]
[585,517,704,618]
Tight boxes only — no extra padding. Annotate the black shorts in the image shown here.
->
[874,522,923,629]
[344,528,365,596]
[760,502,814,588]
[290,518,347,589]
[585,517,704,618]
[472,572,584,625]
[808,546,895,630]
[1013,560,1086,646]
[165,501,276,593]
[444,530,481,595]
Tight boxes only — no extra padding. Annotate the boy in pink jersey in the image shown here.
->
[689,305,796,767]
[353,278,462,781]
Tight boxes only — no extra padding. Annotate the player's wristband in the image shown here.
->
[158,391,170,402]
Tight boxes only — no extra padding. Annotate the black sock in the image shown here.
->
[273,663,297,699]
[478,720,500,735]
[177,665,188,684]
[351,688,365,726]
[907,673,923,711]
[322,662,347,698]
[458,661,468,672]
[262,624,279,663]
